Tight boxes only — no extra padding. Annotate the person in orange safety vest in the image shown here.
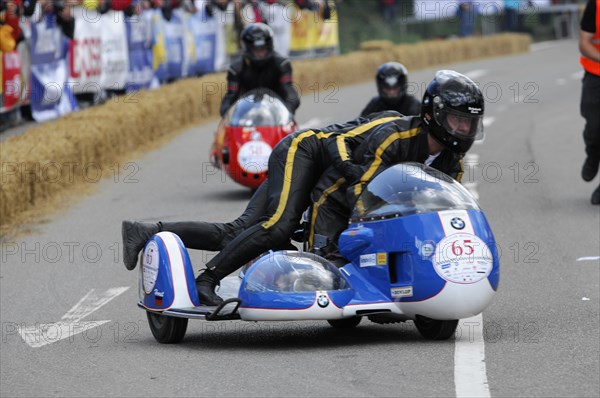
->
[579,0,600,204]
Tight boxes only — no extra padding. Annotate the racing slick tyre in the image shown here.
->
[147,312,188,344]
[327,317,362,329]
[414,315,458,340]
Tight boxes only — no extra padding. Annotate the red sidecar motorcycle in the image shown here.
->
[209,89,298,190]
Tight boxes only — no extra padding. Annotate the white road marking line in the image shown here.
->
[483,117,496,128]
[464,153,479,163]
[298,117,330,130]
[61,287,130,322]
[465,69,489,80]
[455,119,491,396]
[576,256,600,262]
[19,287,129,348]
[531,41,560,52]
[455,314,491,398]
[571,71,584,80]
[19,321,111,349]
[496,104,508,113]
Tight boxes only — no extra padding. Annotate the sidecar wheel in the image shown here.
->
[327,317,362,329]
[147,312,188,344]
[414,315,458,340]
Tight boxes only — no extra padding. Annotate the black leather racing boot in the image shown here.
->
[582,156,599,182]
[122,221,160,270]
[195,269,224,306]
[591,185,600,205]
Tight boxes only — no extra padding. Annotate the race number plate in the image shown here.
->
[237,141,271,173]
[432,233,493,284]
[142,241,160,294]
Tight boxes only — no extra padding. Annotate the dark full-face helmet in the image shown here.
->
[240,23,274,67]
[376,62,408,106]
[421,70,485,155]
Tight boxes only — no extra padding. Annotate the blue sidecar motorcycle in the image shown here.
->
[138,163,499,343]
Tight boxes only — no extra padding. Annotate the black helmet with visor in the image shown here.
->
[421,70,484,155]
[376,62,408,106]
[240,23,274,67]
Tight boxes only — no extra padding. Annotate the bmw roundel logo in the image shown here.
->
[317,294,329,308]
[451,217,465,230]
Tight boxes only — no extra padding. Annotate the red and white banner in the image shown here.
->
[1,51,23,113]
[69,6,102,94]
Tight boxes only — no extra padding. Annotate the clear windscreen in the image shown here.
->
[225,89,294,127]
[244,251,350,293]
[350,162,480,223]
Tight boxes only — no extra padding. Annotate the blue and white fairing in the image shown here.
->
[137,163,498,323]
[138,232,201,310]
[337,163,500,320]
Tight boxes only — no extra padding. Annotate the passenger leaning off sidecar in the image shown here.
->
[361,62,422,118]
[122,111,403,305]
[308,70,485,257]
[219,23,300,117]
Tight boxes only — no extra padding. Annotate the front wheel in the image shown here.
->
[147,312,188,344]
[414,315,458,340]
[327,317,362,329]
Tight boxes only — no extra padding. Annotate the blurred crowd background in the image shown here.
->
[0,0,585,129]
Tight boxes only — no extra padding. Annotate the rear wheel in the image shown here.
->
[414,315,458,340]
[146,312,188,344]
[327,317,362,329]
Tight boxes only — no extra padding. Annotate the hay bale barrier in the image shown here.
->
[0,34,530,232]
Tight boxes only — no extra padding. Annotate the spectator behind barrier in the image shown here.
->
[0,0,337,125]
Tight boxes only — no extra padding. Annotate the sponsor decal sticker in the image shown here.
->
[154,289,164,305]
[360,253,387,267]
[433,233,493,284]
[317,293,329,308]
[142,241,159,294]
[420,240,436,258]
[360,253,377,267]
[391,286,413,298]
[451,217,465,230]
[237,141,272,173]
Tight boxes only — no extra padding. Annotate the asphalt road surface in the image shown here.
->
[1,39,598,398]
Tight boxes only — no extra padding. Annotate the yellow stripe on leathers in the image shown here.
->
[456,158,464,183]
[354,128,421,214]
[262,117,404,230]
[308,177,346,248]
[336,116,401,161]
[262,130,332,229]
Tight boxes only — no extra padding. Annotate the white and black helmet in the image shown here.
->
[376,62,409,105]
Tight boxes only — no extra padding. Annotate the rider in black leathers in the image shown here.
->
[308,70,485,257]
[219,23,300,117]
[123,70,484,306]
[122,111,402,304]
